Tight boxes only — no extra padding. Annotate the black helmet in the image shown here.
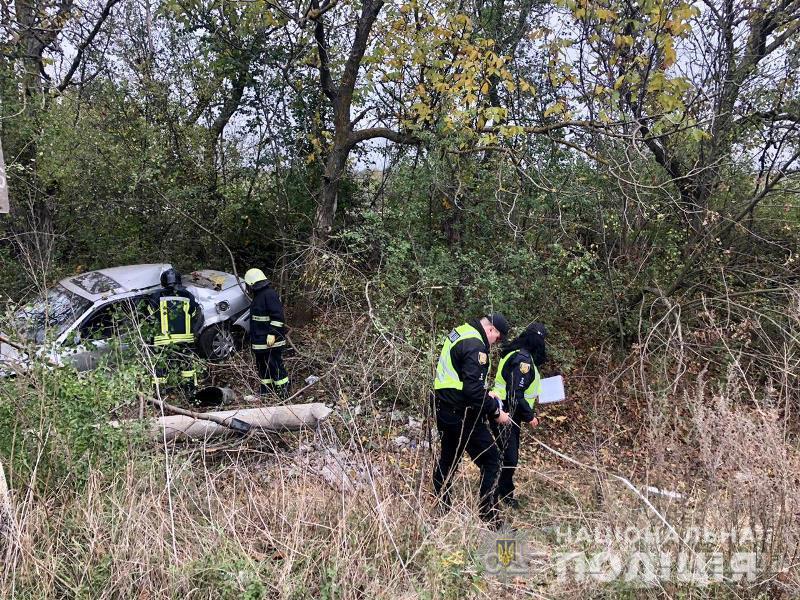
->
[160,268,181,288]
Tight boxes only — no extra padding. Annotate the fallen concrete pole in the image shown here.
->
[0,458,13,536]
[151,403,333,442]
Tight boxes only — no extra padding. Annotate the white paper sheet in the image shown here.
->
[538,375,566,404]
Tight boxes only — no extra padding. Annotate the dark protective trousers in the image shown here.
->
[154,344,197,399]
[254,348,289,397]
[433,406,501,524]
[493,423,521,501]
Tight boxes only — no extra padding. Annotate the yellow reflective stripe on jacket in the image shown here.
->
[253,340,286,350]
[270,321,284,328]
[491,350,518,401]
[251,315,270,322]
[524,365,542,409]
[433,323,483,391]
[155,296,193,345]
[153,333,194,346]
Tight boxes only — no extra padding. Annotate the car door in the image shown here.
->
[61,295,155,371]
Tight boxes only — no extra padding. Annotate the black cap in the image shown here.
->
[486,312,510,336]
[527,322,548,338]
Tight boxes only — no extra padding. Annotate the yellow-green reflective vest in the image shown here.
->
[433,323,484,391]
[153,296,194,346]
[492,350,541,409]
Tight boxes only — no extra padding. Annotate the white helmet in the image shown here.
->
[244,268,267,286]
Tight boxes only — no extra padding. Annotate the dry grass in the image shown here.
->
[0,425,513,599]
[3,250,800,598]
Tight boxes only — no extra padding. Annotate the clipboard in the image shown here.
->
[538,375,566,404]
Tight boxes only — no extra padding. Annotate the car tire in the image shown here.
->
[197,324,242,362]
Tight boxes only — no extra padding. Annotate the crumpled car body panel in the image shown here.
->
[1,264,252,376]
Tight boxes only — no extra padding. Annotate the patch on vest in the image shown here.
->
[520,362,530,374]
[478,352,488,365]
[448,330,460,343]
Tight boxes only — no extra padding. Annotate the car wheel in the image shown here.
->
[198,324,240,361]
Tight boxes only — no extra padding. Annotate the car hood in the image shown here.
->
[185,270,244,292]
[185,270,247,310]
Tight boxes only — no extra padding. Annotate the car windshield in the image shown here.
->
[70,271,120,295]
[13,285,93,344]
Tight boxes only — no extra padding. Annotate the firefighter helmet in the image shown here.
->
[160,268,181,288]
[244,268,267,286]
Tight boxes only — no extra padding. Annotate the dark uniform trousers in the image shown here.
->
[154,346,197,398]
[492,420,521,501]
[255,347,289,397]
[433,405,501,524]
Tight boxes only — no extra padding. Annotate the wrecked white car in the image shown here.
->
[1,264,251,375]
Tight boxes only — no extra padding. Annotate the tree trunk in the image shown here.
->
[308,0,385,246]
[313,144,349,247]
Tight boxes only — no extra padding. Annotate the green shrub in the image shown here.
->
[0,360,146,491]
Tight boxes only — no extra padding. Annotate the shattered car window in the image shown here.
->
[14,285,93,344]
[80,297,156,341]
[70,272,120,295]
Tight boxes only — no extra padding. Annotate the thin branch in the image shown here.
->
[56,0,123,93]
[311,0,336,101]
[347,126,418,148]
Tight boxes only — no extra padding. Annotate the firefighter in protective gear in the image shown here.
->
[151,268,203,397]
[432,313,510,526]
[245,268,289,398]
[491,322,548,508]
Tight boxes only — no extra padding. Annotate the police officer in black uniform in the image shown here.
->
[491,322,548,508]
[244,268,289,398]
[432,313,510,526]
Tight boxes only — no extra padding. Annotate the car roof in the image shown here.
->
[60,264,171,300]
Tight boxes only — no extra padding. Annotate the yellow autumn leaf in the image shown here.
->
[519,79,534,93]
[543,101,566,117]
[647,71,665,92]
[663,41,676,67]
[595,7,615,21]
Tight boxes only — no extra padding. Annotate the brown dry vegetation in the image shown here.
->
[2,276,799,599]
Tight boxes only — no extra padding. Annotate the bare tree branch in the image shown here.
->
[56,0,123,93]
